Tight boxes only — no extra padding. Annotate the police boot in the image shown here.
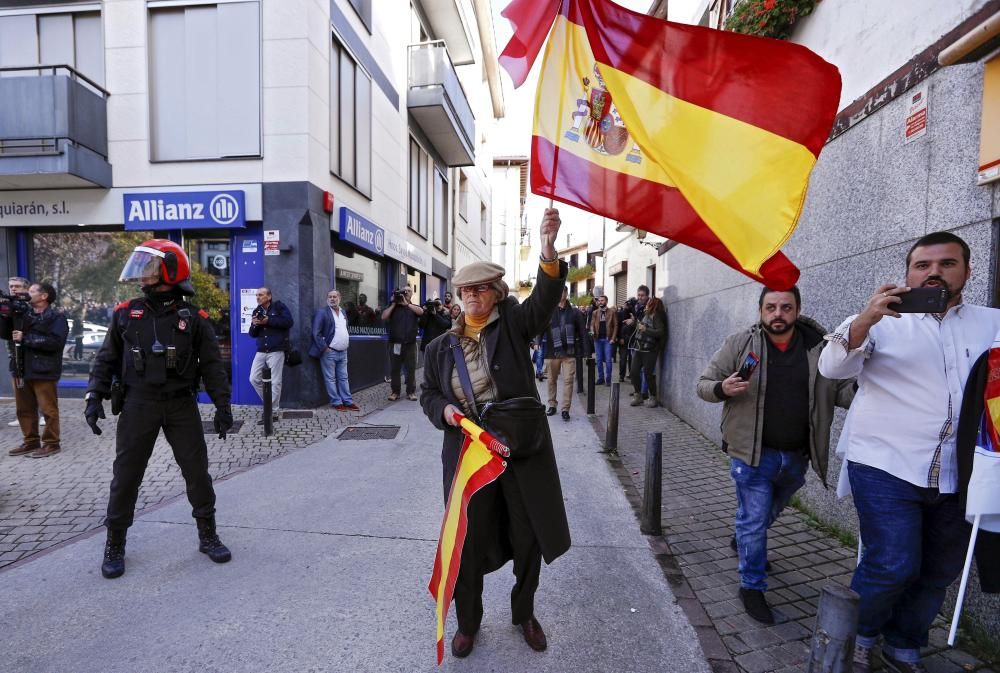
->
[101,528,127,579]
[196,517,232,563]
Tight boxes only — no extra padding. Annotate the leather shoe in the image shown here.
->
[739,588,775,624]
[546,406,557,416]
[520,616,547,651]
[8,444,39,457]
[451,630,475,658]
[561,410,570,421]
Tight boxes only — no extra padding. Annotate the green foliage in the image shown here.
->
[189,263,228,320]
[571,293,593,308]
[566,264,595,283]
[725,0,819,40]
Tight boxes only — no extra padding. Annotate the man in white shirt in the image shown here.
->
[818,232,1000,673]
[310,290,358,411]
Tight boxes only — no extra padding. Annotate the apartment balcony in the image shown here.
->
[408,41,475,167]
[0,65,111,189]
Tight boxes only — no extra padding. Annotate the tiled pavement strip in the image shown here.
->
[0,377,408,570]
[576,375,995,673]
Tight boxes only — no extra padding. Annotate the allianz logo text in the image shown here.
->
[127,193,241,226]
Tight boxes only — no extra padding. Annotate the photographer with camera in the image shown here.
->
[1,280,68,458]
[249,286,293,423]
[418,296,451,355]
[380,286,423,401]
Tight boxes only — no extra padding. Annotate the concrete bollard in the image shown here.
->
[586,357,596,415]
[262,364,273,437]
[807,584,860,673]
[640,432,662,535]
[604,382,620,451]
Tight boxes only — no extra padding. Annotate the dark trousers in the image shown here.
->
[389,341,417,395]
[74,336,84,360]
[105,395,216,530]
[630,349,658,396]
[618,342,631,380]
[454,470,542,634]
[848,462,970,654]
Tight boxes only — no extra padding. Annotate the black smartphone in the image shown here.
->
[737,351,760,381]
[894,287,949,313]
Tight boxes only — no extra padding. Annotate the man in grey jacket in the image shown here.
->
[697,286,855,624]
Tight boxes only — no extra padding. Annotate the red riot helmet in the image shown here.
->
[119,239,195,295]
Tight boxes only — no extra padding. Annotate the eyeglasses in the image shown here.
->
[460,284,492,296]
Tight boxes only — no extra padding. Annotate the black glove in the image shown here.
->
[85,396,105,435]
[214,404,234,439]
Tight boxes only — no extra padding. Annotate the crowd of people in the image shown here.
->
[4,218,995,673]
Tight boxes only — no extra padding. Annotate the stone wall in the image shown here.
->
[660,62,1000,637]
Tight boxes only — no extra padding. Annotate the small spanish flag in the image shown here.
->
[428,413,509,664]
[985,344,1000,451]
[500,0,842,289]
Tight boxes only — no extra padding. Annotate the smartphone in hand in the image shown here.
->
[894,287,949,313]
[737,352,760,381]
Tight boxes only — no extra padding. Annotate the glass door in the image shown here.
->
[182,235,232,384]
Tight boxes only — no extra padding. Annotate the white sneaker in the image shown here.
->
[8,417,45,426]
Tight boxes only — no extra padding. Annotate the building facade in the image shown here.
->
[0,0,502,406]
[659,0,1000,635]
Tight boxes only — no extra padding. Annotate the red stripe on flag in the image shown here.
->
[531,135,799,289]
[498,0,562,88]
[563,0,841,157]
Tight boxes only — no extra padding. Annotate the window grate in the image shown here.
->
[338,425,400,440]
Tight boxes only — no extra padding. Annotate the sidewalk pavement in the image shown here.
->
[580,372,996,673]
[0,382,394,570]
[0,386,711,673]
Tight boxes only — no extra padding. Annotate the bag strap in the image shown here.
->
[448,334,479,420]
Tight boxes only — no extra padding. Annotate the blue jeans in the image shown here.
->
[320,349,352,405]
[848,462,970,661]
[731,448,808,591]
[532,348,544,376]
[594,338,612,383]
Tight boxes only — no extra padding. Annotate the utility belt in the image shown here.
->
[123,387,195,402]
[129,345,184,372]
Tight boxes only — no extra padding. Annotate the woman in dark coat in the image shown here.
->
[420,208,570,659]
[629,295,667,408]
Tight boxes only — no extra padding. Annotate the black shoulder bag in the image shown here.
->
[448,335,548,459]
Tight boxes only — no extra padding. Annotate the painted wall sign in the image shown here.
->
[336,268,364,282]
[124,190,246,230]
[904,84,928,144]
[338,207,384,256]
[384,230,432,275]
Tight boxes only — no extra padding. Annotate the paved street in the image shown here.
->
[580,374,996,673]
[0,381,709,673]
[0,380,399,569]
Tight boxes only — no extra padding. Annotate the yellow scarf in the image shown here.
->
[463,312,488,341]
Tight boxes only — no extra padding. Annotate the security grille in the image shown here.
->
[339,426,400,440]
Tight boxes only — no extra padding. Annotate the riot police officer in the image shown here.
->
[85,239,234,579]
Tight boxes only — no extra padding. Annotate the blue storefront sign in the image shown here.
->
[123,190,246,230]
[339,206,384,256]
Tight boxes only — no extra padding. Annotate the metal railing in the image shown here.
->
[407,40,475,148]
[0,64,109,98]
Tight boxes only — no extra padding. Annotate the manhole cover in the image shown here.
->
[282,410,314,419]
[338,425,400,440]
[201,420,245,435]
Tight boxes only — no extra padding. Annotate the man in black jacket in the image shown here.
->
[419,297,452,353]
[541,288,586,421]
[381,286,424,401]
[2,281,68,458]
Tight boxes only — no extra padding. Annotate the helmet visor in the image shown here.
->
[119,247,165,285]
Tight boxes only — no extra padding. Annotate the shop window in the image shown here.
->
[148,1,261,161]
[31,231,153,383]
[331,33,372,196]
[183,235,232,384]
[433,168,448,253]
[0,10,104,86]
[334,246,386,334]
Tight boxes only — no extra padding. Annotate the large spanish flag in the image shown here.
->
[499,0,842,289]
[428,413,509,664]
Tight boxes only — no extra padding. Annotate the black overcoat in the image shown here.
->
[420,262,571,565]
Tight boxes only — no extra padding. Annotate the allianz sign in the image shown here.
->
[123,191,246,230]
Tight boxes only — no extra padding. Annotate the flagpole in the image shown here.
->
[948,513,981,646]
[548,0,568,209]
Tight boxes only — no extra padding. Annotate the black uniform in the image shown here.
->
[88,295,230,530]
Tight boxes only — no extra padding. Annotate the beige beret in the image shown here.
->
[452,261,506,288]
